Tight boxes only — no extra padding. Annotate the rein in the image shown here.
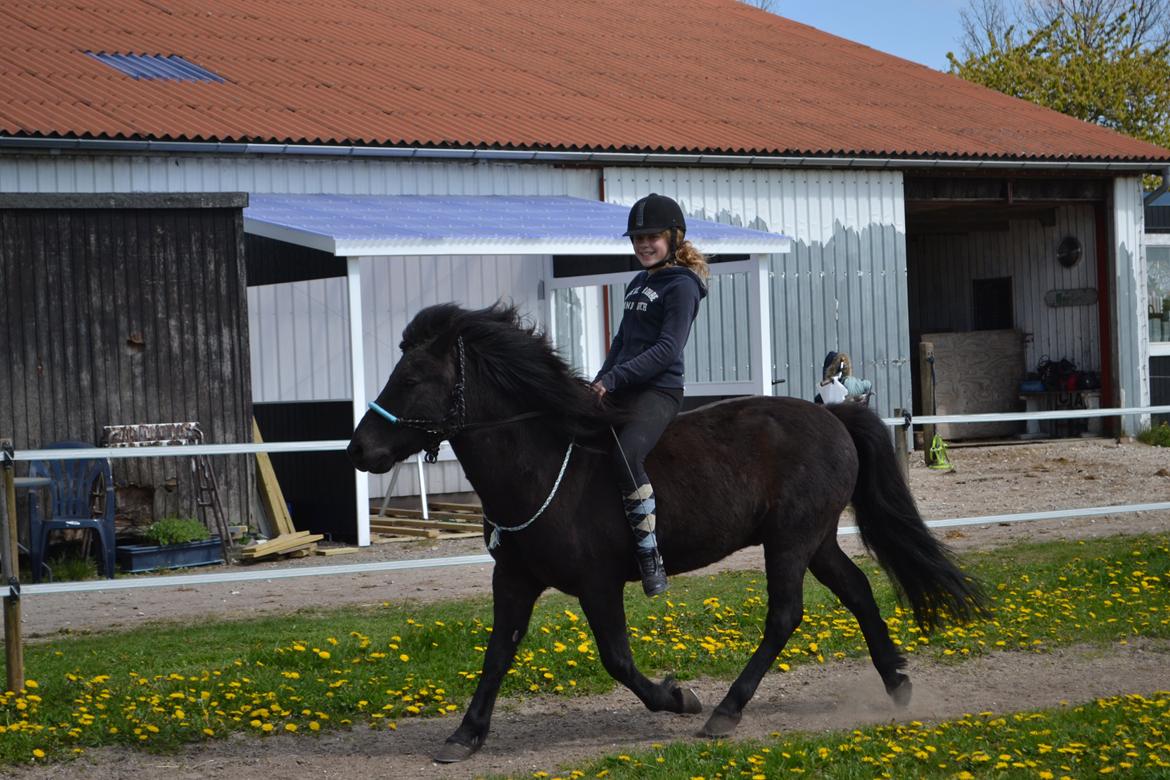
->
[483,437,575,551]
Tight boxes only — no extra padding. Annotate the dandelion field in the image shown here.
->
[560,692,1170,779]
[0,533,1167,767]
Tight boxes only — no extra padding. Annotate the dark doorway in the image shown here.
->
[972,277,1013,330]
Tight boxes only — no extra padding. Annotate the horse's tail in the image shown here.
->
[827,403,987,633]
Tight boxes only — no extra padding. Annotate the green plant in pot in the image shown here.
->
[118,516,223,574]
[143,517,211,546]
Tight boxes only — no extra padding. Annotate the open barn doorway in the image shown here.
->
[904,175,1111,441]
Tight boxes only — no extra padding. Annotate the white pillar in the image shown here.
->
[346,256,371,547]
[749,254,774,396]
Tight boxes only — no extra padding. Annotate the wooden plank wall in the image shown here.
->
[0,196,254,529]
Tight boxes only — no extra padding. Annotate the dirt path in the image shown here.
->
[12,640,1170,780]
[7,438,1170,778]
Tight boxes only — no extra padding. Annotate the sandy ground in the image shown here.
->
[7,437,1170,778]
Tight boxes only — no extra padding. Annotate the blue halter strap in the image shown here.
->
[367,401,399,425]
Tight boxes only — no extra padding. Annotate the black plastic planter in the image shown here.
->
[116,538,224,573]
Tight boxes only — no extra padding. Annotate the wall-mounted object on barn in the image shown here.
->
[1044,288,1098,307]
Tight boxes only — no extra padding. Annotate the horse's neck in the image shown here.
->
[450,424,569,524]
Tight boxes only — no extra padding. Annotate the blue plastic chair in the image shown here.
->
[27,441,117,583]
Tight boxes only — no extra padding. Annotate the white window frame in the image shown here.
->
[1146,234,1170,357]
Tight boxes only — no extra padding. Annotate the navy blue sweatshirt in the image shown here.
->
[594,266,708,392]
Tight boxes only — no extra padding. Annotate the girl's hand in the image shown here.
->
[591,382,607,398]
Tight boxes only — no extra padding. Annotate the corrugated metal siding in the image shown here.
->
[0,154,599,197]
[1113,177,1151,425]
[908,204,1101,374]
[604,168,910,414]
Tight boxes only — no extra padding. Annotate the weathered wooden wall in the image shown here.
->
[0,193,254,531]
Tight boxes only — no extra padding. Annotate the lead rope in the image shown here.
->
[484,437,575,551]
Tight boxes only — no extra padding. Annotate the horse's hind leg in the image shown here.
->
[578,583,703,716]
[808,537,911,706]
[703,546,807,738]
[435,563,544,763]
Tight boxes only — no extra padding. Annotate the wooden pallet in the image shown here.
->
[370,500,484,541]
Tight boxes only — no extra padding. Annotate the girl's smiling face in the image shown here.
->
[631,231,670,269]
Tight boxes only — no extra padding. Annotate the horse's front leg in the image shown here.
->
[578,584,703,715]
[434,562,544,763]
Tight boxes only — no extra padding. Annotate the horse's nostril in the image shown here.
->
[347,440,363,465]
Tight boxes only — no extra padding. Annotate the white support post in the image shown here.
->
[346,256,371,547]
[748,254,774,396]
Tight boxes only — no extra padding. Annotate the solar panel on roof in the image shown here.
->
[87,52,225,83]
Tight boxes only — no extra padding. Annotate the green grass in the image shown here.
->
[1138,421,1170,447]
[548,692,1170,779]
[1,533,1167,765]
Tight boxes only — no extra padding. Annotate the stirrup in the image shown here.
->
[635,548,668,597]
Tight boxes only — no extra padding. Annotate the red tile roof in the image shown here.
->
[2,0,1167,162]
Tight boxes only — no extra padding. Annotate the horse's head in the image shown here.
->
[347,319,463,474]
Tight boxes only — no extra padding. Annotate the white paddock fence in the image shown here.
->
[2,402,1169,600]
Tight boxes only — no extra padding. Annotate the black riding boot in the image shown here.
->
[624,483,668,596]
[635,546,668,597]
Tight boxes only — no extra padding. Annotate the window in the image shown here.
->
[972,277,1013,331]
[1148,243,1170,345]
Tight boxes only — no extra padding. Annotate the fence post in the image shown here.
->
[893,408,910,482]
[918,342,936,466]
[1,440,24,692]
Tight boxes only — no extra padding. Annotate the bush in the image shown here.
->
[1138,422,1170,447]
[143,517,211,546]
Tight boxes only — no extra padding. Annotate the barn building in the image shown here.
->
[2,0,1168,541]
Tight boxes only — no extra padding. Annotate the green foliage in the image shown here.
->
[1138,420,1170,446]
[948,5,1170,150]
[143,517,210,546]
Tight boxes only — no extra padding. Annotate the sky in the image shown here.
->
[773,0,971,72]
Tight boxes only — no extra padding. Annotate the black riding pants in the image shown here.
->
[609,386,683,550]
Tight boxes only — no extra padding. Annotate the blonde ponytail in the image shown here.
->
[674,236,709,281]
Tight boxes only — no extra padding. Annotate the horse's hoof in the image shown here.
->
[433,737,481,764]
[672,685,703,715]
[700,710,741,738]
[887,675,913,708]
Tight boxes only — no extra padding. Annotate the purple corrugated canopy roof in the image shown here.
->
[243,194,791,256]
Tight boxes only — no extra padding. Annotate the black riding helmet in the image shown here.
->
[623,193,686,237]
[624,194,686,269]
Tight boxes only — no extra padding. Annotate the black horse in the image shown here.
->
[347,303,985,763]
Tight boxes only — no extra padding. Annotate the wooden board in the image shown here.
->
[239,531,322,559]
[922,330,1025,440]
[373,507,482,522]
[253,419,296,536]
[372,516,483,532]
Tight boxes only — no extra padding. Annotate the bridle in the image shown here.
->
[367,335,543,462]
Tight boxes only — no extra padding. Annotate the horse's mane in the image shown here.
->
[402,303,621,438]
